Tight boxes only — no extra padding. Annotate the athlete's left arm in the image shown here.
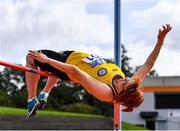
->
[132,24,172,82]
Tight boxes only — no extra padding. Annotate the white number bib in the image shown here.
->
[82,54,106,68]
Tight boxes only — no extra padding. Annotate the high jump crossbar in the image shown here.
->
[0,60,58,79]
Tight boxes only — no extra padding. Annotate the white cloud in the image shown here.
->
[130,0,180,27]
[122,0,180,76]
[122,0,149,2]
[126,40,180,76]
[0,0,113,64]
[1,0,180,77]
[154,47,180,76]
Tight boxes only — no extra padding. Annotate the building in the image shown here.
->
[122,76,180,130]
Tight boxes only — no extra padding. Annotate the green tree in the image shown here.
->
[0,90,12,106]
[0,66,27,107]
[121,44,158,77]
[121,44,134,77]
[44,80,86,110]
[135,66,158,77]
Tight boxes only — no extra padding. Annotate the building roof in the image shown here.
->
[143,76,180,86]
[143,76,180,92]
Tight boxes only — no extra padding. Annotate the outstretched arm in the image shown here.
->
[132,24,172,82]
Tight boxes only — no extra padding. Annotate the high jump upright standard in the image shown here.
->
[114,0,121,130]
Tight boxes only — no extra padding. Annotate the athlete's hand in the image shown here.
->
[157,24,172,41]
[28,50,49,63]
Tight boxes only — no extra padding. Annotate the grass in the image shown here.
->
[0,106,104,118]
[0,106,149,130]
[122,121,150,130]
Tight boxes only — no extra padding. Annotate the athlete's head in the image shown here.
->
[114,77,144,112]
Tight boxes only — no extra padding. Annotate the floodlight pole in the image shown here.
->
[114,0,121,130]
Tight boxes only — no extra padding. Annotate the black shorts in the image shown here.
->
[34,50,73,80]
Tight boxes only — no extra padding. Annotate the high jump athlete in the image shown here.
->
[26,24,172,118]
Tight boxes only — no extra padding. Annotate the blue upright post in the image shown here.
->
[114,0,121,67]
[114,0,121,130]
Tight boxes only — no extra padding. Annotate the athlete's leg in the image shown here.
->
[42,77,60,93]
[25,54,40,100]
[36,50,72,94]
[26,50,72,112]
[26,54,42,118]
[37,77,59,108]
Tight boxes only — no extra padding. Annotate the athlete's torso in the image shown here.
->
[66,51,126,88]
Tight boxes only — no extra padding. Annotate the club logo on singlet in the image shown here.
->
[97,68,107,76]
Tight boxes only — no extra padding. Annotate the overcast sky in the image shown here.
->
[0,0,180,76]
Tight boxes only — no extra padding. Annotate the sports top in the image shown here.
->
[66,51,125,101]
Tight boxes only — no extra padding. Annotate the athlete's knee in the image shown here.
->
[26,54,36,67]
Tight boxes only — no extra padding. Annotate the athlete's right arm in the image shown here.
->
[48,58,113,102]
[28,50,83,82]
[28,50,113,102]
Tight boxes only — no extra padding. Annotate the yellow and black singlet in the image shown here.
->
[66,51,125,101]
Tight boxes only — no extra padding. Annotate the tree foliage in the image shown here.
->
[121,44,134,77]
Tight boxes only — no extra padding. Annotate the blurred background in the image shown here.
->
[0,0,180,130]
